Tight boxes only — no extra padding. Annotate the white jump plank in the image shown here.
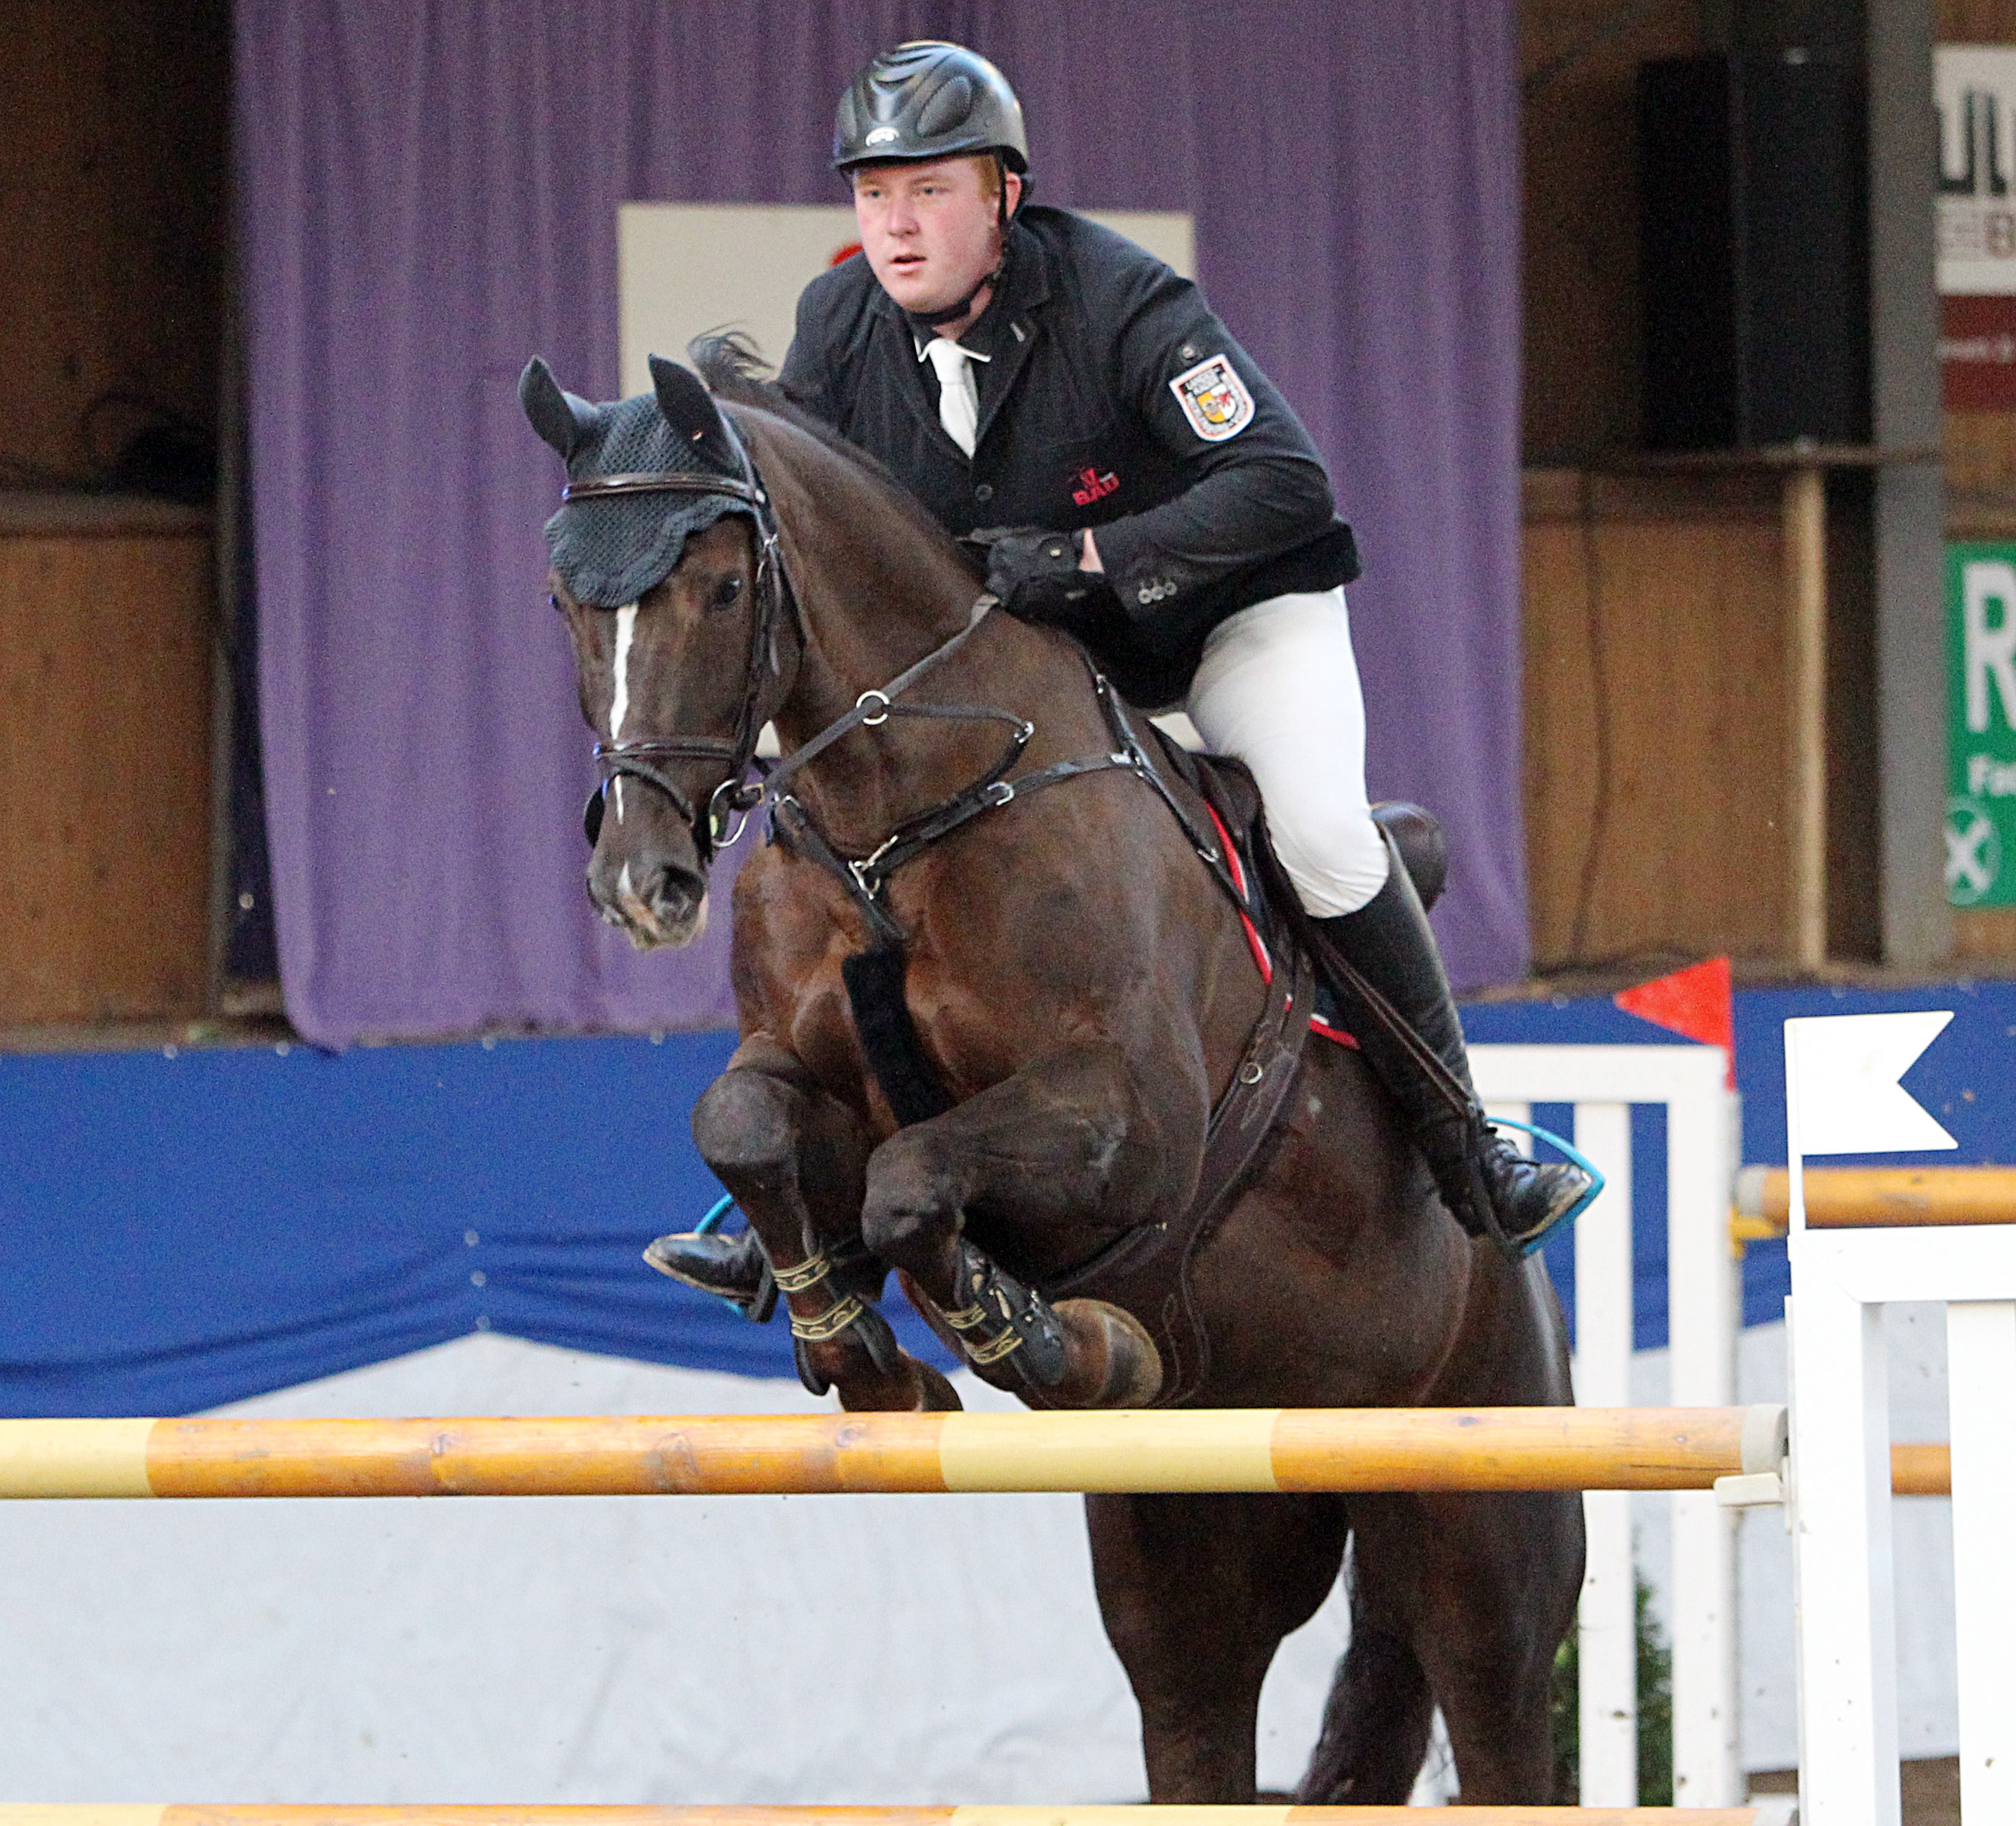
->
[1946,1300,2016,1824]
[1574,1101,1637,1808]
[1786,1266,1901,1826]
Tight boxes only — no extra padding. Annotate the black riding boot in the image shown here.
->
[644,1225,890,1322]
[1304,834,1594,1257]
[644,1227,777,1319]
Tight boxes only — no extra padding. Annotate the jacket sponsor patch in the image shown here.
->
[1071,464,1119,505]
[1169,353,1255,443]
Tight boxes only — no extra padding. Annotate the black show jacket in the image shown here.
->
[778,205,1358,707]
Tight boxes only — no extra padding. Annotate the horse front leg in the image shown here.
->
[690,1037,960,1412]
[860,1043,1169,1408]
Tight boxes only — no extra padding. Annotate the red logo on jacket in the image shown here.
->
[1071,465,1119,507]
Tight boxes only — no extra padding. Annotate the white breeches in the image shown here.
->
[1183,587,1391,918]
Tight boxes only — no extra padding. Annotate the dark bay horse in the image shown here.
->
[520,346,1582,1805]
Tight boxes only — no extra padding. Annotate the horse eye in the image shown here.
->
[548,593,561,613]
[710,575,744,611]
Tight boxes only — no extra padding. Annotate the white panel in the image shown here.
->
[1945,1301,2016,1823]
[1471,1044,1740,1808]
[1786,1277,1903,1826]
[1573,1101,1636,1807]
[1670,1084,1742,1806]
[618,203,1194,396]
[1471,1043,1727,1109]
[1800,1226,2016,1303]
[1581,1487,1638,1807]
[1936,46,2016,295]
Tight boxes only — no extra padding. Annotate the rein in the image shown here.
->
[763,612,1235,952]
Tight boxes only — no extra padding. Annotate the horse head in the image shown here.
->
[520,353,788,950]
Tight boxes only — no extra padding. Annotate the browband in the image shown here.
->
[562,470,768,509]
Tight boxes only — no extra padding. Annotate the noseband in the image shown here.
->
[569,428,796,865]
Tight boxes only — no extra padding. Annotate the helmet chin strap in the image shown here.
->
[907,154,1019,332]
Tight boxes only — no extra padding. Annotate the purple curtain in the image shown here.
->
[236,0,1524,1047]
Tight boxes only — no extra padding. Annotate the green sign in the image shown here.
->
[1949,543,2016,906]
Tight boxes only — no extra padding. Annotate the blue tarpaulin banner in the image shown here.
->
[5,982,2009,1417]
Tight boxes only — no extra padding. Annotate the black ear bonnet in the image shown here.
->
[519,356,752,608]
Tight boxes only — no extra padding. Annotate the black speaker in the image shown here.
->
[1638,54,1870,450]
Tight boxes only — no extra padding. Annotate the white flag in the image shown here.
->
[1784,1011,1959,1158]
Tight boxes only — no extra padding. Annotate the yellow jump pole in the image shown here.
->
[0,1806,1768,1826]
[1735,1164,2016,1230]
[0,1406,1780,1501]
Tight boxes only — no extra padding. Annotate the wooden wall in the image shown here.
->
[1521,0,1706,463]
[1522,468,1879,970]
[0,2,228,1028]
[0,0,229,483]
[0,498,214,1024]
[1518,0,1887,973]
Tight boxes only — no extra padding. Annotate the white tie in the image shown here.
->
[924,337,979,457]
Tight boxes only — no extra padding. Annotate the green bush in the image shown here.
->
[1549,1569,1674,1805]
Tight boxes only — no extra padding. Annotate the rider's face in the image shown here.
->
[851,157,1019,319]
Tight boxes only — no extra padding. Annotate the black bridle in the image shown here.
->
[564,430,1239,950]
[568,424,796,866]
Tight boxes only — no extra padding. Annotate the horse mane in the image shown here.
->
[688,332,974,568]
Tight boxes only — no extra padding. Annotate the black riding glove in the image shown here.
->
[965,526,1111,631]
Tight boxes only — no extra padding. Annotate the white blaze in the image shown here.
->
[609,603,638,819]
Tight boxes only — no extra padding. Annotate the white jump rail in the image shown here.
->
[1472,1043,1738,1810]
[1780,1011,2013,1826]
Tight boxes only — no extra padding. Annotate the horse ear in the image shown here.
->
[519,357,599,461]
[649,354,741,473]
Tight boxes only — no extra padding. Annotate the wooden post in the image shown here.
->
[1783,464,1829,971]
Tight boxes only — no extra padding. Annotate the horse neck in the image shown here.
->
[752,418,1057,847]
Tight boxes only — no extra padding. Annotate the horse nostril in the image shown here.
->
[655,868,702,913]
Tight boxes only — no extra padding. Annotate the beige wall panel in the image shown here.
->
[1524,475,1788,967]
[0,523,212,1023]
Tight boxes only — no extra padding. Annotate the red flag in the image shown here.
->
[1614,957,1734,1086]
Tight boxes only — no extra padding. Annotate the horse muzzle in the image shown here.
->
[586,810,711,951]
[590,855,710,951]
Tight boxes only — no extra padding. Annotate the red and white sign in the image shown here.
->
[1939,45,2016,407]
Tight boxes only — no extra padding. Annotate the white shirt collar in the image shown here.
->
[914,334,992,363]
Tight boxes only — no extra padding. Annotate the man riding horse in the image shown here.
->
[653,39,1591,1307]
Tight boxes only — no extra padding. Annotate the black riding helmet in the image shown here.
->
[832,41,1028,174]
[834,42,1031,328]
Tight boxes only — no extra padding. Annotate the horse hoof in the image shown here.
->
[1053,1299,1164,1408]
[835,1352,966,1413]
[906,1359,964,1411]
